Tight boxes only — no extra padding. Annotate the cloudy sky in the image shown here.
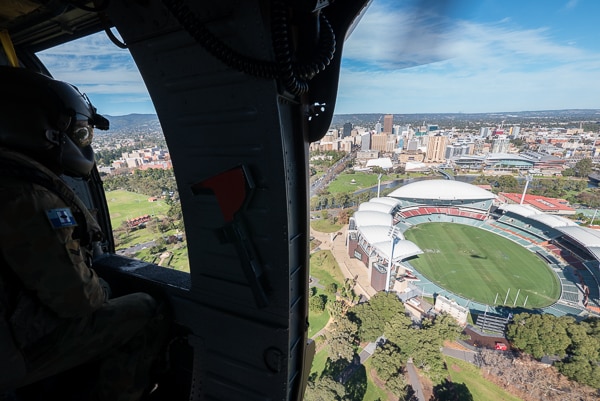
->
[39,0,600,115]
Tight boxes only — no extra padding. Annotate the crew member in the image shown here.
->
[0,66,169,401]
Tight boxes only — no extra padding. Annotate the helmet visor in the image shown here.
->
[70,120,94,147]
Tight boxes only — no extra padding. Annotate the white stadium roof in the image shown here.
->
[359,202,394,214]
[359,198,399,214]
[498,204,577,228]
[388,179,496,201]
[359,226,405,244]
[372,239,423,262]
[498,203,539,217]
[556,226,600,260]
[556,226,600,247]
[352,210,392,228]
[369,197,401,208]
[531,214,577,228]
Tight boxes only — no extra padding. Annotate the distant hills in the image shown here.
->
[102,110,600,133]
[102,113,161,132]
[330,110,600,129]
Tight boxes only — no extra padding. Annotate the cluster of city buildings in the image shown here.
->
[97,146,172,175]
[309,114,600,175]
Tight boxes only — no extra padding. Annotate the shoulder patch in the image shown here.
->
[46,208,78,229]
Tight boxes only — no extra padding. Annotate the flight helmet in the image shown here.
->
[0,66,109,176]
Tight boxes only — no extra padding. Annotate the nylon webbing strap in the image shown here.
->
[0,157,91,242]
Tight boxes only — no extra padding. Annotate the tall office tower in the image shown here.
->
[343,122,353,138]
[371,133,389,151]
[491,135,510,153]
[383,114,393,133]
[375,122,382,133]
[479,127,490,138]
[361,132,371,151]
[425,134,447,162]
[512,126,520,137]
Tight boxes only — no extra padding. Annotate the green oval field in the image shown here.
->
[404,223,560,308]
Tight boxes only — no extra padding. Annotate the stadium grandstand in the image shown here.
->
[348,201,423,292]
[345,179,600,318]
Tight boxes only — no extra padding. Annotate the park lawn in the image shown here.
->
[404,223,560,308]
[308,289,331,338]
[310,250,346,289]
[363,359,391,401]
[169,246,190,272]
[117,225,160,247]
[106,189,170,228]
[311,219,343,233]
[327,172,392,194]
[310,347,329,377]
[445,356,523,401]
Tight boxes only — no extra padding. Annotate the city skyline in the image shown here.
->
[38,0,600,116]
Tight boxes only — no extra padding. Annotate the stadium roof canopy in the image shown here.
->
[369,197,401,208]
[359,202,395,214]
[389,180,496,201]
[484,153,532,162]
[372,239,423,262]
[359,198,400,214]
[359,225,405,244]
[353,210,392,228]
[556,226,600,260]
[498,204,577,228]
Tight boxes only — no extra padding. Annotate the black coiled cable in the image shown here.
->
[162,0,336,96]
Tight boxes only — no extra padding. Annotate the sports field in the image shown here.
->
[106,189,170,228]
[404,223,560,308]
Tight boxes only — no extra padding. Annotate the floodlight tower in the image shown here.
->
[377,173,383,198]
[387,226,402,292]
[520,174,532,205]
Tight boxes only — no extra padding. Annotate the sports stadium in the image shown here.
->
[346,179,600,321]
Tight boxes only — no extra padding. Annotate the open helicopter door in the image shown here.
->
[88,0,370,400]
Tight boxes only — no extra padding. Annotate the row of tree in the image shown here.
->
[506,313,600,389]
[477,348,599,401]
[472,173,592,206]
[305,292,465,401]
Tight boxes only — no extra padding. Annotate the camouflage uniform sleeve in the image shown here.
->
[0,180,106,318]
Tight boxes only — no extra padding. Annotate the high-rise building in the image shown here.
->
[375,122,382,133]
[407,139,419,151]
[383,114,393,134]
[343,122,353,138]
[491,135,510,153]
[361,132,371,151]
[371,133,389,152]
[425,134,447,162]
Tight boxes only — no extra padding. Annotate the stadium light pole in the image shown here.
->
[520,175,532,205]
[387,226,401,293]
[377,173,383,198]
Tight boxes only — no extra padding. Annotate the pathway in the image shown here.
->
[310,224,377,300]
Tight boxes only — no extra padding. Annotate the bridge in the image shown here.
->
[433,168,455,180]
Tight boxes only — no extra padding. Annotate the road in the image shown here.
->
[116,240,156,255]
[406,360,426,401]
[310,151,355,197]
[442,347,477,364]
